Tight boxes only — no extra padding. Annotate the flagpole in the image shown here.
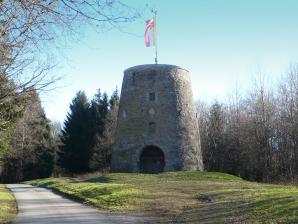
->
[155,43,158,64]
[153,9,158,64]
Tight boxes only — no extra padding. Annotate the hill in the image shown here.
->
[26,171,298,223]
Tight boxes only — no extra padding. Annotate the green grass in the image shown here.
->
[26,171,298,223]
[0,184,17,224]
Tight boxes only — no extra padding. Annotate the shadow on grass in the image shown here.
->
[174,200,248,224]
[175,195,298,224]
[36,181,58,187]
[240,196,298,222]
[83,176,112,183]
[244,196,295,210]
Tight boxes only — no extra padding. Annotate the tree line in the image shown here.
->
[3,66,298,183]
[0,87,119,182]
[198,66,298,182]
[0,88,53,183]
[58,89,119,174]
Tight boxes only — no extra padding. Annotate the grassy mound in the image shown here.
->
[26,171,298,223]
[0,184,17,224]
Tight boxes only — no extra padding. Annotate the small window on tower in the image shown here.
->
[149,92,155,101]
[148,122,156,134]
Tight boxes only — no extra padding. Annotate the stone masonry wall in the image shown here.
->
[111,64,203,172]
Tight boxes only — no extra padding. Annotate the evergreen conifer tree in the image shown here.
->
[89,88,119,170]
[89,89,109,139]
[109,87,120,109]
[58,91,90,173]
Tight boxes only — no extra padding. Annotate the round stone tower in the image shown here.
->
[111,64,203,173]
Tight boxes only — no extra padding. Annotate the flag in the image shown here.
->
[145,16,156,47]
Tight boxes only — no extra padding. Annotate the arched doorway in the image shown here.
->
[139,146,165,173]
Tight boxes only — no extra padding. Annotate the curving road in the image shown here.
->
[7,184,152,224]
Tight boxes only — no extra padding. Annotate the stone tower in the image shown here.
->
[111,64,203,173]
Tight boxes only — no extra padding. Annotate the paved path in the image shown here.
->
[7,184,152,224]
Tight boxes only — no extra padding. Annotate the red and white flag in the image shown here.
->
[145,16,156,47]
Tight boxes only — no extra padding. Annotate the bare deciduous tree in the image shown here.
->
[0,0,138,98]
[197,70,298,182]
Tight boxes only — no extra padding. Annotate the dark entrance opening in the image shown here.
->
[140,146,165,173]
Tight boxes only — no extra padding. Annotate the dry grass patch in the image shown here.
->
[0,184,17,224]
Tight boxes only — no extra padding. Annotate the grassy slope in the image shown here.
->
[0,184,17,224]
[27,172,298,223]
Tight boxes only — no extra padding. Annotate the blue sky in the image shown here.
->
[42,0,298,122]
